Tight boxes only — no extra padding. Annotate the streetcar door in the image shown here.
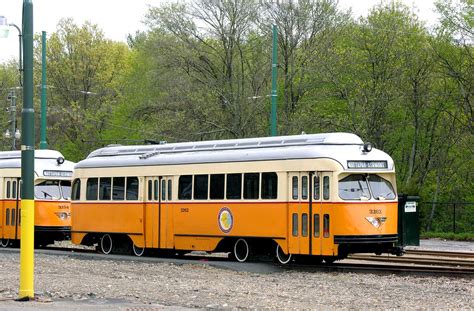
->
[311,172,323,255]
[288,172,311,255]
[320,172,334,255]
[3,178,20,241]
[145,176,172,250]
[159,177,172,249]
[145,177,160,248]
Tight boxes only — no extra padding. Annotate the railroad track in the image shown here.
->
[348,249,474,269]
[290,262,474,277]
[2,246,472,277]
[405,249,474,259]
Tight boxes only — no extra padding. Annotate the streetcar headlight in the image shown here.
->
[363,142,372,153]
[365,217,381,228]
[55,212,70,220]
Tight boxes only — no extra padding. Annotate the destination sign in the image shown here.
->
[347,161,388,169]
[43,170,73,177]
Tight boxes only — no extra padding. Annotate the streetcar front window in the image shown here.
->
[338,174,370,200]
[61,181,72,200]
[35,180,61,200]
[368,175,395,200]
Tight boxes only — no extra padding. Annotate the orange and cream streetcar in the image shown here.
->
[0,150,75,248]
[71,133,400,263]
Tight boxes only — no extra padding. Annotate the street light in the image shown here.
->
[3,88,22,150]
[0,15,23,85]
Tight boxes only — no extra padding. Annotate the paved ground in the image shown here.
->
[406,239,474,252]
[0,239,472,310]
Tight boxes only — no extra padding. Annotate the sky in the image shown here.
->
[0,0,440,63]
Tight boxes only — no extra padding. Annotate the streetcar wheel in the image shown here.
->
[275,244,292,265]
[132,244,145,257]
[100,234,113,255]
[0,239,9,248]
[233,238,250,262]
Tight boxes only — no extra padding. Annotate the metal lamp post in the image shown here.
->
[20,0,35,299]
[0,3,35,299]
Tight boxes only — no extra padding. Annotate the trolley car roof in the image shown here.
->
[77,133,394,171]
[0,149,75,178]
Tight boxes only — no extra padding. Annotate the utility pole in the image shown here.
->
[19,0,35,300]
[270,24,278,137]
[39,30,47,149]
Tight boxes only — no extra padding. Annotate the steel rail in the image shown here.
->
[348,254,474,268]
[1,247,472,278]
[404,249,474,259]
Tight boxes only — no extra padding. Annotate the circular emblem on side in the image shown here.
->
[218,207,233,234]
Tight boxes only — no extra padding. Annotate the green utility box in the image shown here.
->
[397,194,420,246]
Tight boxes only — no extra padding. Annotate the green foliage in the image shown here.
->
[32,19,131,161]
[0,62,19,150]
[0,0,472,232]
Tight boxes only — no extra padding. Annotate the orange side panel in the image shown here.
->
[72,203,144,235]
[174,236,222,252]
[171,202,287,238]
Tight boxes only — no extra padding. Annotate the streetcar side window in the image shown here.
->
[261,172,277,199]
[86,178,98,200]
[302,213,308,237]
[194,175,208,200]
[301,176,308,200]
[226,174,242,200]
[292,213,298,236]
[99,178,112,200]
[314,176,320,200]
[5,208,10,226]
[292,176,298,200]
[178,175,193,200]
[126,177,139,200]
[71,179,81,201]
[323,176,330,200]
[12,181,17,199]
[147,180,153,201]
[113,177,125,200]
[161,180,166,200]
[210,174,225,200]
[243,173,259,199]
[6,181,10,199]
[167,180,172,200]
[314,214,320,237]
[154,180,159,201]
[11,208,15,225]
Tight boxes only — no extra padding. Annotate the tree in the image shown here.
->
[36,19,130,161]
[261,0,349,134]
[0,62,20,150]
[141,0,270,140]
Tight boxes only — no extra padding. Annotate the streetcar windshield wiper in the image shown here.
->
[41,190,53,198]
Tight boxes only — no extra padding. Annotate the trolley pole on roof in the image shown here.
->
[19,0,35,300]
[39,30,48,149]
[270,24,278,137]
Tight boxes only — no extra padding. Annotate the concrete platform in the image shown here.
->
[406,239,474,253]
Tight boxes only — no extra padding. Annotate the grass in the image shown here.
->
[421,232,474,241]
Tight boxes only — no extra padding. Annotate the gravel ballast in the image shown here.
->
[0,250,472,310]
